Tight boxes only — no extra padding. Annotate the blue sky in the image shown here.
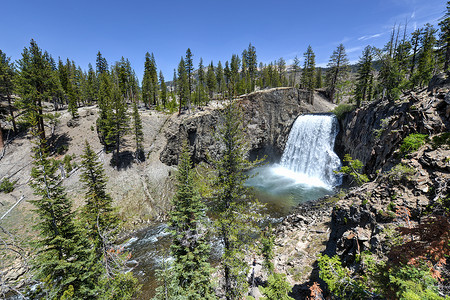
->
[0,0,446,80]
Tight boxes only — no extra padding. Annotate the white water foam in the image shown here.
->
[279,114,342,189]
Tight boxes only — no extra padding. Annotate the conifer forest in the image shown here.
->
[1,2,450,299]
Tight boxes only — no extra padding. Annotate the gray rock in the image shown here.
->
[160,88,332,166]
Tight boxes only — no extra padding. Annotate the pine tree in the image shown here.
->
[96,51,108,75]
[412,24,437,88]
[224,61,232,94]
[159,71,167,109]
[211,101,262,300]
[246,43,258,92]
[29,132,97,298]
[230,54,241,97]
[16,39,56,141]
[167,142,215,299]
[80,141,120,257]
[277,58,286,86]
[325,44,349,103]
[291,55,301,87]
[86,63,97,103]
[149,53,159,106]
[206,62,216,99]
[301,45,316,103]
[216,61,225,97]
[0,50,17,133]
[80,141,140,299]
[409,29,421,78]
[355,46,374,107]
[105,83,129,166]
[96,64,113,149]
[132,101,144,161]
[439,2,450,72]
[142,52,152,108]
[185,48,194,104]
[196,58,207,105]
[377,24,410,101]
[260,273,294,300]
[315,68,323,89]
[177,57,189,114]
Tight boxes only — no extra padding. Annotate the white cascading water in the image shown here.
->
[276,114,342,188]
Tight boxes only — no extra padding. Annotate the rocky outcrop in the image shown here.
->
[336,90,450,175]
[160,88,335,166]
[428,72,450,92]
[327,145,449,265]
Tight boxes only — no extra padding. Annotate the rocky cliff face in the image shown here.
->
[160,88,335,165]
[272,88,450,298]
[328,145,449,265]
[336,90,450,175]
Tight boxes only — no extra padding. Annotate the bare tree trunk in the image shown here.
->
[0,122,4,149]
[7,94,17,132]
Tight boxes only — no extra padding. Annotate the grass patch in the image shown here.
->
[332,104,355,120]
[432,132,450,149]
[388,164,416,182]
[400,133,427,154]
[0,177,17,193]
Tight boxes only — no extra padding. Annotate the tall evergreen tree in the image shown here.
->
[149,53,159,106]
[315,68,323,89]
[80,142,140,299]
[325,44,349,103]
[377,25,409,101]
[16,39,55,141]
[196,58,206,105]
[166,142,215,299]
[142,52,152,108]
[185,48,194,103]
[86,63,97,103]
[159,71,167,109]
[230,54,241,96]
[29,132,96,298]
[412,24,437,88]
[216,61,225,97]
[301,45,316,103]
[246,43,258,92]
[277,58,286,86]
[291,55,301,87]
[409,28,421,78]
[355,46,374,107]
[224,61,232,94]
[96,51,108,75]
[206,62,216,100]
[80,141,120,257]
[0,50,17,133]
[439,2,450,72]
[211,101,262,300]
[105,83,129,165]
[177,57,189,114]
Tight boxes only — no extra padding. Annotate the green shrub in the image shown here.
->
[400,133,427,153]
[332,104,355,120]
[335,154,369,186]
[0,177,17,193]
[388,164,416,181]
[388,201,396,211]
[432,132,450,149]
[260,273,294,300]
[63,154,76,173]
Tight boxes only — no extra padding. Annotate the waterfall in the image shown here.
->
[278,114,341,188]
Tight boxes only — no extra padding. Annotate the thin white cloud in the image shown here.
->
[411,10,416,19]
[346,46,363,54]
[358,33,383,41]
